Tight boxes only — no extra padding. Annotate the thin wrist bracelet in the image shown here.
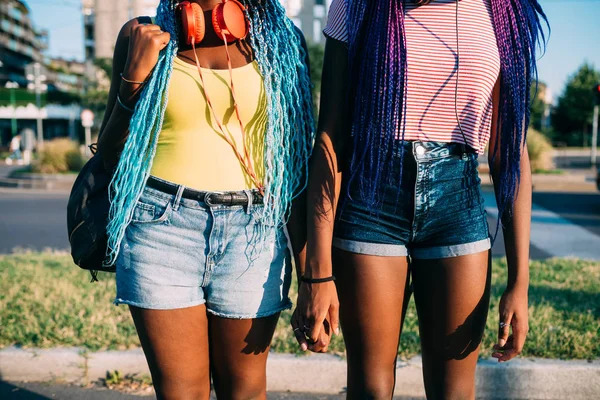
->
[116,94,135,113]
[120,73,147,85]
[301,275,336,284]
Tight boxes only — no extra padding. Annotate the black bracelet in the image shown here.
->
[301,275,336,284]
[116,94,135,113]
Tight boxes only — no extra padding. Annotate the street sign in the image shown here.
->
[81,109,95,157]
[81,109,94,128]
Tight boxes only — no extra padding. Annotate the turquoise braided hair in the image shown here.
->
[104,0,315,266]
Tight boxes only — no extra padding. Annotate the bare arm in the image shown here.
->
[291,38,349,351]
[96,17,170,168]
[488,77,531,362]
[96,19,141,166]
[305,38,349,279]
[285,26,312,284]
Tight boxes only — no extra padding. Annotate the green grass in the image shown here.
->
[533,169,566,175]
[1,252,598,359]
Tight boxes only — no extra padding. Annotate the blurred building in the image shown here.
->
[0,0,48,86]
[0,3,84,146]
[46,58,86,95]
[82,0,330,64]
[282,0,330,44]
[82,0,159,61]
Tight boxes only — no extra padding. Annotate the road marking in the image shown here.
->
[482,191,600,260]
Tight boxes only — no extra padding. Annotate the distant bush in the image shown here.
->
[65,148,87,171]
[32,138,86,174]
[527,128,554,172]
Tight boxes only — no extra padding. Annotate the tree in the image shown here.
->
[551,62,600,146]
[306,41,325,112]
[529,81,547,132]
[94,58,113,81]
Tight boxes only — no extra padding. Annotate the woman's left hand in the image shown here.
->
[493,284,529,362]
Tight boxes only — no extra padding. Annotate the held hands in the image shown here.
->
[493,285,529,362]
[120,23,171,102]
[291,281,340,353]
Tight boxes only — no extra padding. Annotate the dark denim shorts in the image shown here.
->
[334,141,491,259]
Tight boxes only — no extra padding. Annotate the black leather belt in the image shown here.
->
[147,176,263,206]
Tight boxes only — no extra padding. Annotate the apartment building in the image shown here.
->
[83,0,159,61]
[0,0,48,86]
[83,0,330,64]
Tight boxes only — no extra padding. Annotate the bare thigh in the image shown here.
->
[131,306,281,400]
[208,313,280,400]
[333,248,411,400]
[411,250,491,400]
[129,305,211,400]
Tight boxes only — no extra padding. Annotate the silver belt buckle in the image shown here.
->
[204,192,216,207]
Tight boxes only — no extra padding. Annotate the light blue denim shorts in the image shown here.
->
[114,176,292,318]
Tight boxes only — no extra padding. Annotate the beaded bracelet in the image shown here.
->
[120,73,147,85]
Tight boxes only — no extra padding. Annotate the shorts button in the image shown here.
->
[415,145,425,155]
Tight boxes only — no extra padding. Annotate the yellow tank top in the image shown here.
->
[150,56,267,191]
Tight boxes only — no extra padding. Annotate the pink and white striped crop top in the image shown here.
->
[324,0,500,154]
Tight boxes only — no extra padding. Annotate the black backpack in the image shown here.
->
[67,16,153,280]
[67,145,114,280]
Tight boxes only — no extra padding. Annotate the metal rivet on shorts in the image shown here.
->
[415,145,425,155]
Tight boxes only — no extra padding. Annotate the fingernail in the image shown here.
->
[301,343,308,351]
[498,339,506,347]
[334,328,340,335]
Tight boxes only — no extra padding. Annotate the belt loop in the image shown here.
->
[173,185,185,211]
[244,190,253,214]
[461,143,468,161]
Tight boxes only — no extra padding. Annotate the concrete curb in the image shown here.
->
[1,347,598,399]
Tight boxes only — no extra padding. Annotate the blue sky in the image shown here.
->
[25,0,600,103]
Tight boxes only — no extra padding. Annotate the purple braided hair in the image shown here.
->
[346,0,548,220]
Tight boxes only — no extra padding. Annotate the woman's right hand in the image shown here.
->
[292,278,340,352]
[120,23,171,101]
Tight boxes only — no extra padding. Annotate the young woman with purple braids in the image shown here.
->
[292,0,547,398]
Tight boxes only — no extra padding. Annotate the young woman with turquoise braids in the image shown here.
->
[95,0,315,398]
[293,0,548,398]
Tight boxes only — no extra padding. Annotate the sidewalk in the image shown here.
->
[1,347,598,399]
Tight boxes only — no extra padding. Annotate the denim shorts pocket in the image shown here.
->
[131,198,172,224]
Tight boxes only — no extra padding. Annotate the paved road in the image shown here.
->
[0,190,69,253]
[484,189,600,260]
[0,381,423,400]
[2,187,600,259]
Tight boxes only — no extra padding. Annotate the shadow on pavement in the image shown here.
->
[0,381,51,400]
[0,380,425,400]
[0,380,154,400]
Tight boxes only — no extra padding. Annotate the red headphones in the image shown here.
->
[177,0,249,45]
